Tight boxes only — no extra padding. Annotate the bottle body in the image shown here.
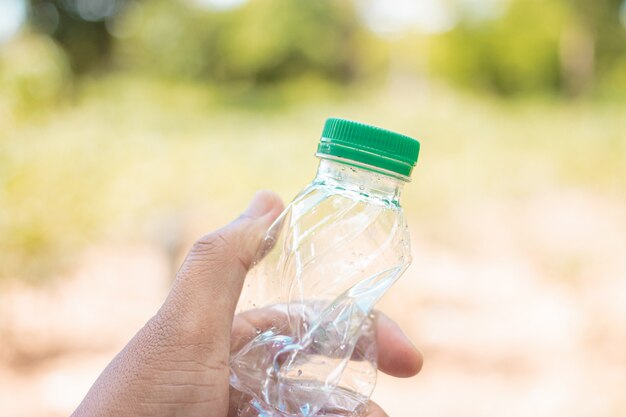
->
[230,159,412,417]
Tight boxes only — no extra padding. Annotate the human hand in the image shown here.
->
[73,191,422,417]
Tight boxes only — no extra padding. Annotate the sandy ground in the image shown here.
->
[1,189,625,417]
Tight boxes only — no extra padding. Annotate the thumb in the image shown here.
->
[160,191,284,336]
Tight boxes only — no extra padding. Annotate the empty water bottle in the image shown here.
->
[229,118,420,417]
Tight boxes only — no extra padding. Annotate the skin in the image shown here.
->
[73,191,423,417]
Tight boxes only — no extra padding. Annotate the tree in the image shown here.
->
[429,0,626,97]
[29,0,132,73]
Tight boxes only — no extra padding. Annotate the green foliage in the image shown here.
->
[429,0,626,97]
[568,0,626,66]
[567,0,626,94]
[430,0,568,96]
[29,0,117,73]
[115,0,387,86]
[22,0,626,98]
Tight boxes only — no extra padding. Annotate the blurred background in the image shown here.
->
[1,0,626,415]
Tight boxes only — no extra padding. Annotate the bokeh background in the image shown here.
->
[1,0,626,415]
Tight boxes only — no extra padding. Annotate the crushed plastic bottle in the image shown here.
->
[229,118,421,417]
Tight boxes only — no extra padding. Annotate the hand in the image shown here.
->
[73,191,423,417]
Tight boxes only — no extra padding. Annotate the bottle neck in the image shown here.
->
[313,158,405,205]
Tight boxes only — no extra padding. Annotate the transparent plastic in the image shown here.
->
[229,158,412,417]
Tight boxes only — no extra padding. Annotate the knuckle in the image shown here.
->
[188,229,249,272]
[192,231,227,255]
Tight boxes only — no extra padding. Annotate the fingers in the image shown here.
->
[376,312,423,377]
[160,191,284,334]
[231,305,422,378]
[231,307,288,352]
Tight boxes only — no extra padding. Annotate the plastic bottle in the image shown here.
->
[229,118,420,417]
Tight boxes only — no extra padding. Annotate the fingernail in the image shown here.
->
[243,191,275,218]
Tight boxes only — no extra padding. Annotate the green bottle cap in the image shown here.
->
[316,118,420,178]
